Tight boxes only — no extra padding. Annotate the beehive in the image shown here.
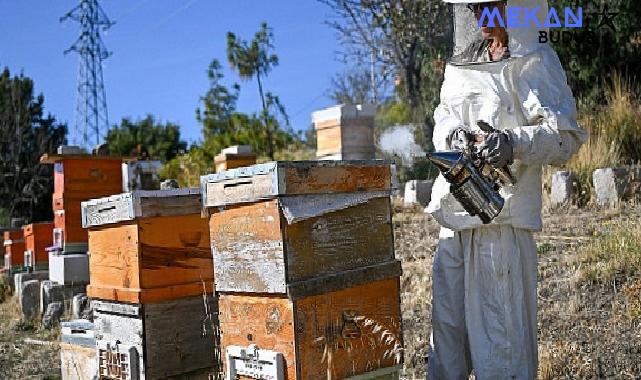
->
[219,264,403,379]
[23,222,54,270]
[41,153,124,252]
[312,104,376,160]
[202,161,394,293]
[214,145,257,173]
[81,189,214,304]
[93,296,220,380]
[3,229,25,271]
[201,160,403,379]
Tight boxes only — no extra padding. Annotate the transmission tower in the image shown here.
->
[61,0,114,149]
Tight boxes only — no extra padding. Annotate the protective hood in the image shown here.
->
[447,0,550,65]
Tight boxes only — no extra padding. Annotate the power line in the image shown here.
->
[61,0,114,149]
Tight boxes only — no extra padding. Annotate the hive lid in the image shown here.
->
[81,188,201,228]
[200,160,393,208]
[40,153,127,164]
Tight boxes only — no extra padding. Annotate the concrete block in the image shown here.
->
[550,171,575,207]
[404,180,434,207]
[40,280,86,315]
[72,293,91,320]
[160,179,179,190]
[20,280,40,321]
[49,253,89,285]
[593,168,629,206]
[14,271,49,305]
[43,301,64,329]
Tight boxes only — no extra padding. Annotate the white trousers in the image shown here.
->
[427,226,538,380]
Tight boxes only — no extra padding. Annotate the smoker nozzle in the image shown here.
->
[426,151,464,174]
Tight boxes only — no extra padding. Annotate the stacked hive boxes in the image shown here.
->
[214,145,257,173]
[81,189,220,379]
[41,153,123,285]
[201,161,403,380]
[312,104,376,161]
[23,222,54,271]
[3,229,25,272]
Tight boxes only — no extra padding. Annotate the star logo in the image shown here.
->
[587,4,619,32]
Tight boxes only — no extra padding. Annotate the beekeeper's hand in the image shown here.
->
[446,128,474,151]
[482,131,513,167]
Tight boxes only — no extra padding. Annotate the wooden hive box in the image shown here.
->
[23,222,54,270]
[214,145,257,173]
[219,263,403,380]
[3,229,25,270]
[201,160,395,294]
[41,154,124,251]
[312,104,376,160]
[93,296,220,379]
[202,161,403,379]
[81,189,214,304]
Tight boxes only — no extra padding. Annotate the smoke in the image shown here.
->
[378,124,426,166]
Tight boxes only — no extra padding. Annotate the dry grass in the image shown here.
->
[0,274,12,303]
[563,74,641,205]
[0,297,61,379]
[575,219,641,284]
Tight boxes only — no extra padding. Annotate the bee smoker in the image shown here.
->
[428,151,505,224]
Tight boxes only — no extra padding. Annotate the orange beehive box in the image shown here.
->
[219,264,403,380]
[41,153,124,250]
[23,222,54,268]
[81,189,213,304]
[3,229,25,270]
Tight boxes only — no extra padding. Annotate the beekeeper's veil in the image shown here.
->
[443,0,550,66]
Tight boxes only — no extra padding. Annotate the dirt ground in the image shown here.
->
[0,205,639,379]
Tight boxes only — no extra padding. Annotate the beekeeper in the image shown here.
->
[426,0,587,379]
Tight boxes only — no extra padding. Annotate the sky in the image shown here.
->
[0,0,345,146]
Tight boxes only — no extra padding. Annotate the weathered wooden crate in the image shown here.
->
[3,229,25,270]
[41,154,124,250]
[93,295,220,379]
[23,222,54,269]
[201,160,394,294]
[209,195,394,294]
[81,189,214,304]
[218,262,403,380]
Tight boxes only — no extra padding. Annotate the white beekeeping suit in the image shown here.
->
[426,0,587,379]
